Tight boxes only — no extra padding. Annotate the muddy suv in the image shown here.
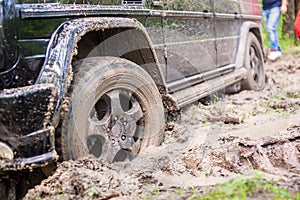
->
[0,0,265,171]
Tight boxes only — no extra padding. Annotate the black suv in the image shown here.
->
[0,0,265,170]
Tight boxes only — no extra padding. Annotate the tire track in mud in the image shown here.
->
[184,125,300,178]
[22,124,300,199]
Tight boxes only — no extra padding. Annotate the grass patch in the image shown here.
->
[146,174,299,200]
[258,92,300,116]
[187,174,299,200]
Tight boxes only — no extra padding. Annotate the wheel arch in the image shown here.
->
[235,21,265,70]
[74,25,166,88]
[37,17,167,113]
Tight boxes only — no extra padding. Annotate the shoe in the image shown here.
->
[267,51,282,61]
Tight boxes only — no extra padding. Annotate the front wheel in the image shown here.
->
[61,57,165,163]
[241,33,265,90]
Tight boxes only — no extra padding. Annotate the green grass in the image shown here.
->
[83,187,99,197]
[259,92,300,116]
[187,174,299,200]
[145,173,299,200]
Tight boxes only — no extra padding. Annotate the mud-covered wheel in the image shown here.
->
[61,57,165,162]
[242,32,265,90]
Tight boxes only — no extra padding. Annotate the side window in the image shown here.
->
[213,0,240,14]
[239,0,261,15]
[164,0,212,12]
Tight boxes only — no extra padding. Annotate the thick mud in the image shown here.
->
[22,51,300,199]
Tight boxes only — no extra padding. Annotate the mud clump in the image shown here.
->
[184,125,300,177]
[24,157,144,200]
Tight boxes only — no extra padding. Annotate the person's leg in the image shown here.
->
[263,7,282,61]
[267,6,281,52]
[262,9,270,34]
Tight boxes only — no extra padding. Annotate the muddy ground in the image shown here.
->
[21,51,300,199]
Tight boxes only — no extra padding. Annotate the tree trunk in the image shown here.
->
[282,0,296,39]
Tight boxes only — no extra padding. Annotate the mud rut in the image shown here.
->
[4,52,300,199]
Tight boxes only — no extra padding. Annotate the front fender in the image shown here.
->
[37,17,167,112]
[235,21,264,69]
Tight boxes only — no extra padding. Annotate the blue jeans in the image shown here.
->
[263,6,281,52]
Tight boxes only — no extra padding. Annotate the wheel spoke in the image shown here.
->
[122,100,143,137]
[250,47,256,60]
[251,61,259,77]
[126,100,143,122]
[252,54,259,69]
[126,138,141,154]
[249,46,260,78]
[107,90,125,117]
[122,99,144,144]
[253,54,259,65]
[251,65,256,77]
[88,109,111,137]
[100,140,122,163]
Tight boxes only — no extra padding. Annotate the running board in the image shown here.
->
[169,68,247,108]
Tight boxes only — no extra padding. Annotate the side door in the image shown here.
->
[162,0,216,86]
[213,0,241,68]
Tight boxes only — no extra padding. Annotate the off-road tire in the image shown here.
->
[61,57,165,162]
[242,32,265,90]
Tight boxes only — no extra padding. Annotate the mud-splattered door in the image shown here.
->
[213,0,242,68]
[161,0,216,83]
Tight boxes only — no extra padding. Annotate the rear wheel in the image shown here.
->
[242,33,265,90]
[61,57,165,162]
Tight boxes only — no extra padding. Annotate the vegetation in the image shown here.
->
[146,174,300,200]
[187,174,300,200]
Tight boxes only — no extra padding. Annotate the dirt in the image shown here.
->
[23,51,300,199]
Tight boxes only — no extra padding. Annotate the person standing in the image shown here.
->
[262,0,288,61]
